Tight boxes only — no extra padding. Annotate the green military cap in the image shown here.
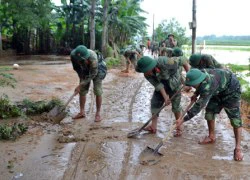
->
[168,33,174,38]
[173,47,183,57]
[75,45,90,60]
[185,68,207,86]
[136,56,157,73]
[189,53,202,67]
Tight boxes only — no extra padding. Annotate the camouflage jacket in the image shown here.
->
[145,56,187,91]
[184,69,241,121]
[193,54,223,69]
[71,49,98,84]
[166,40,177,48]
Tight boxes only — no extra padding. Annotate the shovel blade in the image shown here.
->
[52,111,67,124]
[127,128,140,138]
[48,106,61,117]
[139,146,163,165]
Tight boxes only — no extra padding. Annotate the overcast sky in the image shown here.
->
[53,0,250,37]
[141,0,250,37]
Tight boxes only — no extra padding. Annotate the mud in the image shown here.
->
[0,55,250,180]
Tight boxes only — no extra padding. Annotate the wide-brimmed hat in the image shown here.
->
[185,69,207,86]
[75,45,90,60]
[136,56,157,73]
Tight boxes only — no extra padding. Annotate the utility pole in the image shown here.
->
[152,14,155,42]
[191,0,197,54]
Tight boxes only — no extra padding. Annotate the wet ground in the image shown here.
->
[0,56,250,180]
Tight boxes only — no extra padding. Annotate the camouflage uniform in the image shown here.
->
[184,69,242,127]
[193,54,223,69]
[159,47,173,57]
[124,48,138,67]
[145,56,186,114]
[166,40,177,48]
[71,49,103,96]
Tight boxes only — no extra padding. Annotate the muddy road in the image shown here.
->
[0,56,250,180]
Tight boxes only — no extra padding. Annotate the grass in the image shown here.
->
[225,64,249,73]
[0,66,16,88]
[196,40,250,47]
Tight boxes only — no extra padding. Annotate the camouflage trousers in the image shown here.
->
[80,76,103,96]
[205,91,242,128]
[151,80,182,115]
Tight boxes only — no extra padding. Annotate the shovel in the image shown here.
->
[139,100,195,165]
[48,91,78,123]
[127,86,184,138]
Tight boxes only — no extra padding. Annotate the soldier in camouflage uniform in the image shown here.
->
[159,42,173,58]
[121,47,140,73]
[166,34,177,48]
[176,68,243,161]
[189,53,223,69]
[71,45,103,122]
[172,47,192,92]
[135,56,189,135]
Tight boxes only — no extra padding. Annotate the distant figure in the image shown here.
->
[151,42,159,58]
[121,46,141,73]
[166,34,177,48]
[147,39,151,53]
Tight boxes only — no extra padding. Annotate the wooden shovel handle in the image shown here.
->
[138,86,184,131]
[63,91,78,109]
[161,99,196,145]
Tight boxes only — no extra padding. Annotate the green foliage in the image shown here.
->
[108,0,148,47]
[105,57,121,68]
[0,123,28,140]
[226,64,249,73]
[0,73,17,88]
[242,87,250,103]
[18,98,64,115]
[0,95,64,119]
[0,95,22,119]
[0,67,17,88]
[155,18,189,46]
[106,45,114,57]
[196,35,250,47]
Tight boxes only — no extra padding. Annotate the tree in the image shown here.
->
[89,0,96,50]
[101,0,110,56]
[155,18,189,47]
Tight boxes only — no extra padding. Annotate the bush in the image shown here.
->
[0,66,16,88]
[105,57,121,68]
[0,123,28,140]
[18,98,63,115]
[0,95,22,119]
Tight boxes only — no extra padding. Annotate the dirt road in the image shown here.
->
[0,57,250,180]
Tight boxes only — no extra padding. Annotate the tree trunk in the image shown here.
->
[0,26,2,55]
[101,0,110,57]
[89,0,96,50]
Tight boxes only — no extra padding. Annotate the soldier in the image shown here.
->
[176,68,243,161]
[166,34,177,48]
[172,47,192,92]
[135,56,189,135]
[71,45,104,122]
[159,42,173,58]
[121,47,140,73]
[189,53,223,69]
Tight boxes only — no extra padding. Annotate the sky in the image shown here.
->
[141,0,250,37]
[53,0,250,37]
